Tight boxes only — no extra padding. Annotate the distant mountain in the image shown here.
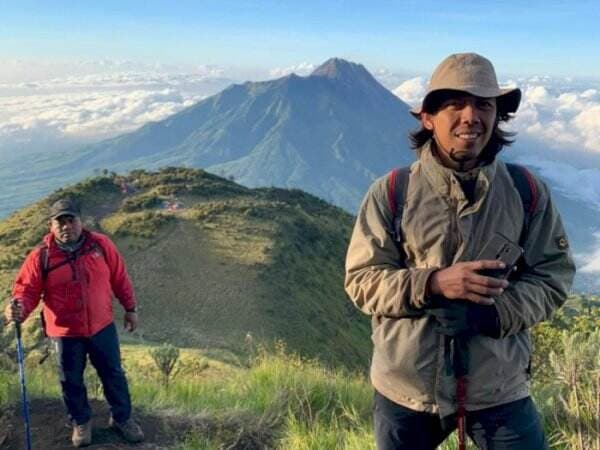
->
[9,58,415,214]
[0,169,370,368]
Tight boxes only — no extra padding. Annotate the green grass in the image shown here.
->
[533,330,600,450]
[2,332,597,449]
[0,343,374,449]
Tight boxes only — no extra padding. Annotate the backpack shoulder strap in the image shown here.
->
[505,163,539,246]
[39,235,108,281]
[387,167,411,242]
[38,244,50,281]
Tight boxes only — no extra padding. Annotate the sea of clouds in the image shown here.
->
[0,60,238,157]
[1,60,598,279]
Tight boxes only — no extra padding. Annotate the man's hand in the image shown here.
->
[4,300,23,324]
[124,312,138,332]
[427,260,509,306]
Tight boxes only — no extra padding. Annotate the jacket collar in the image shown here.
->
[43,229,91,251]
[419,141,498,211]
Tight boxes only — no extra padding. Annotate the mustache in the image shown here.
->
[454,127,484,133]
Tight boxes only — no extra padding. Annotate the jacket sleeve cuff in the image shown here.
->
[410,268,439,309]
[12,297,34,322]
[118,295,136,312]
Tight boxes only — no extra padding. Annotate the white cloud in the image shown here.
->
[0,88,203,143]
[392,76,426,107]
[514,156,600,211]
[580,89,598,99]
[269,62,316,78]
[579,232,600,275]
[0,67,239,153]
[371,68,411,90]
[0,71,233,98]
[510,79,600,154]
[0,59,229,86]
[573,104,600,151]
[524,120,580,146]
[524,85,552,105]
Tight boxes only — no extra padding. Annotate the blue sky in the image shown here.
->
[2,0,599,78]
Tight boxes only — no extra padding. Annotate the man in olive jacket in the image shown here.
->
[345,53,575,449]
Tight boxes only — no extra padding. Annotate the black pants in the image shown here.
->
[374,391,549,450]
[53,322,132,425]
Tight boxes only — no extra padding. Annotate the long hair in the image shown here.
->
[409,90,517,163]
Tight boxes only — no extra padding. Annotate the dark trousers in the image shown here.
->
[53,322,132,425]
[374,391,549,450]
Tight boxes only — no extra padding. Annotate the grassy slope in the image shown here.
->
[0,168,371,369]
[3,327,597,450]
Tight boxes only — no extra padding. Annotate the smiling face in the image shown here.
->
[421,93,497,171]
[49,214,83,244]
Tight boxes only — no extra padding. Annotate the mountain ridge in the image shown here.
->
[0,168,371,368]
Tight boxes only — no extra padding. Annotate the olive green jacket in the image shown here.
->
[344,143,575,416]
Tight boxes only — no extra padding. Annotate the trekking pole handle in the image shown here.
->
[10,299,22,336]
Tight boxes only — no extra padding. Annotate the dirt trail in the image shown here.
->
[0,398,192,450]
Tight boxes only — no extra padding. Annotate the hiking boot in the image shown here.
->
[71,420,92,447]
[109,415,144,443]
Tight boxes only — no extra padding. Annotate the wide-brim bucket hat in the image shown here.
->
[411,53,521,118]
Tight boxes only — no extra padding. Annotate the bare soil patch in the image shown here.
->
[0,398,192,450]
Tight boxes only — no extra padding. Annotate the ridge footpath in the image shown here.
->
[0,167,371,369]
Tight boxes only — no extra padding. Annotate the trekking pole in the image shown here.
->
[11,300,33,450]
[453,337,469,450]
[456,377,467,450]
[444,335,468,450]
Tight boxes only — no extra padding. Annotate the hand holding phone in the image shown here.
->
[476,233,523,279]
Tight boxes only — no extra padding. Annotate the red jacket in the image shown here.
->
[12,230,136,337]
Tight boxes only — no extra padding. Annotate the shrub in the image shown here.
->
[149,344,181,388]
[121,194,163,212]
[537,330,600,450]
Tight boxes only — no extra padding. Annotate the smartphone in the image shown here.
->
[476,233,523,279]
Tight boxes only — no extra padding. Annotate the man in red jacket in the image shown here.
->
[4,198,144,447]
